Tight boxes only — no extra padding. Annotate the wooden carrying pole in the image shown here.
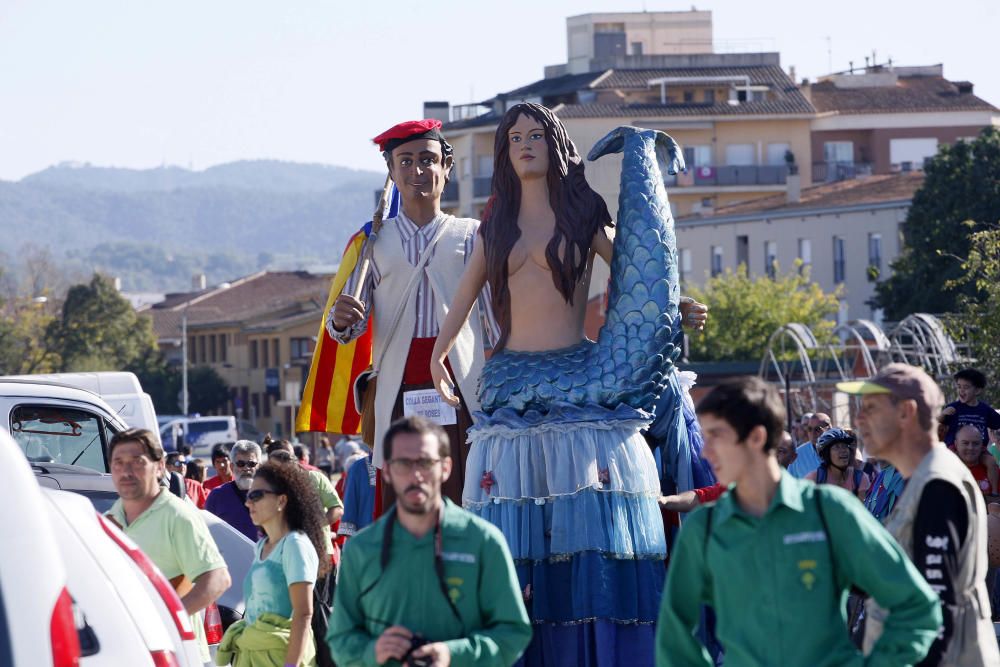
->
[351,173,393,301]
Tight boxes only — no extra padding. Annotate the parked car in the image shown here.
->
[0,429,81,666]
[2,372,158,441]
[0,378,130,473]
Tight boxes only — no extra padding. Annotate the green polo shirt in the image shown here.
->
[657,472,941,667]
[327,498,531,667]
[109,489,227,662]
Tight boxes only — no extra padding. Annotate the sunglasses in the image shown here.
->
[246,489,279,503]
[235,460,259,469]
[810,424,831,433]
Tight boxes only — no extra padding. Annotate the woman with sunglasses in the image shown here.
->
[216,460,331,667]
[806,428,872,500]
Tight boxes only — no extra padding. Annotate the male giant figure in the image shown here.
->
[328,119,496,509]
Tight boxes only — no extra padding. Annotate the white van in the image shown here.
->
[160,416,264,457]
[2,372,158,437]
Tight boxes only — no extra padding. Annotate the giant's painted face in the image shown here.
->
[387,138,452,204]
[507,113,550,183]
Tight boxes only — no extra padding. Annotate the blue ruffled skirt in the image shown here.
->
[465,355,666,667]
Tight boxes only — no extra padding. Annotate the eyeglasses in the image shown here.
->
[235,460,259,469]
[246,489,279,503]
[388,458,442,473]
[810,424,831,433]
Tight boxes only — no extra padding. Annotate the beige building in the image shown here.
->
[145,271,330,439]
[674,172,924,322]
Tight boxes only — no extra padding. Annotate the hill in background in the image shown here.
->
[0,160,384,292]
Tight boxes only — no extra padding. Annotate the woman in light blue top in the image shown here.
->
[238,460,329,667]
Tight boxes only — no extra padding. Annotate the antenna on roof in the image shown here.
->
[826,36,832,73]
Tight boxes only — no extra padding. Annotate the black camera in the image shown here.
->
[403,634,432,667]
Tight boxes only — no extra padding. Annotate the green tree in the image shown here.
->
[945,227,1000,405]
[48,273,160,372]
[187,365,230,414]
[875,127,1000,319]
[686,262,842,362]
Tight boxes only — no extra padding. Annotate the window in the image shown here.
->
[251,393,260,421]
[868,233,883,281]
[250,341,259,368]
[263,393,271,418]
[477,155,493,178]
[631,41,643,56]
[10,405,110,473]
[833,236,846,283]
[220,334,228,362]
[209,335,217,363]
[188,336,196,364]
[889,138,937,169]
[711,246,724,277]
[290,337,313,360]
[679,248,692,285]
[704,89,715,104]
[766,143,791,166]
[198,336,206,364]
[682,145,712,167]
[764,241,778,278]
[736,235,749,270]
[725,144,755,166]
[262,340,269,368]
[683,90,694,103]
[273,339,280,367]
[823,141,854,164]
[798,238,812,274]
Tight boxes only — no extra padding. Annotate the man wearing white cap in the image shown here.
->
[839,363,999,666]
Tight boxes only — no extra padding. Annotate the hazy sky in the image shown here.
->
[1,0,996,181]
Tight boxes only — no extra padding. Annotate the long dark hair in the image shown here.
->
[254,460,331,576]
[481,102,612,350]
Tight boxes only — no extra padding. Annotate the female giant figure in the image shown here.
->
[432,102,691,666]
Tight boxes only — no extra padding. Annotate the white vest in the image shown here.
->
[370,215,485,468]
[864,445,998,666]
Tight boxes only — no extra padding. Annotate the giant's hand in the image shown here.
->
[679,296,708,332]
[431,358,460,407]
[331,294,365,331]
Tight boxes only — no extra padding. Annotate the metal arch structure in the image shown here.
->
[758,314,964,420]
[880,313,961,380]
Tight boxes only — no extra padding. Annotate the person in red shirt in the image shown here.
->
[183,459,210,509]
[659,483,726,512]
[955,424,998,498]
[203,443,234,492]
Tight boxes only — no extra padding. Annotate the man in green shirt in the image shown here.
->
[107,428,230,663]
[657,377,941,667]
[327,416,531,667]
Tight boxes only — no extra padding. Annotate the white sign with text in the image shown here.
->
[402,388,457,426]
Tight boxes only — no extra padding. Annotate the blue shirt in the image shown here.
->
[942,400,1000,445]
[244,531,319,624]
[787,442,821,479]
[339,455,376,537]
[205,481,258,541]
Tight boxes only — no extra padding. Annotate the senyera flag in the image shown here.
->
[296,185,400,435]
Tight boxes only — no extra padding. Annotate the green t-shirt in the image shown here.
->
[657,472,942,667]
[308,468,342,557]
[109,489,227,662]
[327,498,531,667]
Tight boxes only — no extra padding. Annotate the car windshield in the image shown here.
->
[10,406,108,473]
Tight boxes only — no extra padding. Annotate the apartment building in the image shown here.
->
[436,11,813,219]
[805,63,999,182]
[145,271,330,439]
[674,172,924,322]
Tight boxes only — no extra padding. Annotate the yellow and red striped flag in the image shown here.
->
[296,185,399,434]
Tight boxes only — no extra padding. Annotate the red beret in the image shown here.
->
[372,119,444,153]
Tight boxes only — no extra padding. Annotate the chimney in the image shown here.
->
[423,101,450,124]
[789,65,796,82]
[957,81,974,94]
[786,173,801,204]
[192,273,207,290]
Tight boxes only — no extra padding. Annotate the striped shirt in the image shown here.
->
[328,211,499,346]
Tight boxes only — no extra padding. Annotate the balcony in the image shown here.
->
[473,176,492,198]
[666,165,789,188]
[441,180,459,205]
[812,162,874,184]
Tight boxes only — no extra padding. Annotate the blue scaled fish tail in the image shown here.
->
[587,126,686,413]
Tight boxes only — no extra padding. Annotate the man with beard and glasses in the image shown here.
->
[327,416,531,667]
[205,439,261,541]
